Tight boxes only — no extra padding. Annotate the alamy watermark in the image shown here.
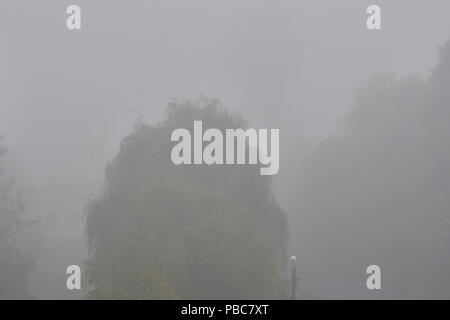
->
[170,121,279,176]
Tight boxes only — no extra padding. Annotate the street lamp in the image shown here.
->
[290,256,297,300]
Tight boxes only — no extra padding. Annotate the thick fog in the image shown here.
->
[1,0,450,299]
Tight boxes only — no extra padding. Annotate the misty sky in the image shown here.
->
[2,0,450,188]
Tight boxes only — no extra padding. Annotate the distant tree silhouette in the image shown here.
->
[0,136,34,299]
[289,40,450,298]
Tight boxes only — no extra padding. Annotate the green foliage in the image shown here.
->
[0,136,34,299]
[86,98,288,299]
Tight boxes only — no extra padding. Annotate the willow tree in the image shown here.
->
[85,98,288,299]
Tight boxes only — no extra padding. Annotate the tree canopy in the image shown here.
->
[85,98,288,299]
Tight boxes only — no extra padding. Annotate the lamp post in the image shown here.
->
[290,256,297,300]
